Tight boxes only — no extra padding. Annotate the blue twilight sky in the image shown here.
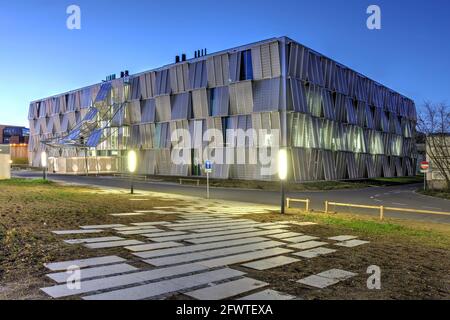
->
[0,0,449,127]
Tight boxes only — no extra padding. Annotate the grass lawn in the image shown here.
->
[0,178,449,300]
[419,189,450,200]
[149,174,424,191]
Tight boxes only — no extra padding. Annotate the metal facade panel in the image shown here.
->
[253,78,281,112]
[141,99,156,123]
[139,72,156,99]
[210,86,230,117]
[192,88,209,119]
[170,63,189,94]
[229,52,241,83]
[128,100,141,124]
[189,60,207,90]
[155,95,171,122]
[155,69,171,96]
[288,43,309,80]
[288,79,308,113]
[251,41,281,80]
[207,54,230,87]
[171,92,192,120]
[230,81,253,115]
[307,51,325,86]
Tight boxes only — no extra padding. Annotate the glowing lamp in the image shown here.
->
[41,151,48,168]
[128,150,137,173]
[278,149,288,181]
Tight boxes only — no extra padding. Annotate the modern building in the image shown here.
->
[0,125,29,164]
[28,36,417,181]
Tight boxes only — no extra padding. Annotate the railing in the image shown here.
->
[324,201,450,221]
[179,178,201,186]
[113,173,148,181]
[286,198,310,212]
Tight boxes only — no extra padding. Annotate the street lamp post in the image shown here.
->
[128,150,137,194]
[41,151,48,180]
[278,149,288,214]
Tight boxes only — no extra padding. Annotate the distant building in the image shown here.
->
[0,144,11,179]
[426,134,450,190]
[0,125,29,164]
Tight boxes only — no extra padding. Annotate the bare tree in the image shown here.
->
[417,101,450,189]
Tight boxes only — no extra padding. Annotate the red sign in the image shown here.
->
[420,161,430,170]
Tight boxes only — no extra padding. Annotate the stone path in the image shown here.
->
[297,269,358,289]
[43,203,370,300]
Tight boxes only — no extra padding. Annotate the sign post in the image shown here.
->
[420,161,430,191]
[205,160,212,199]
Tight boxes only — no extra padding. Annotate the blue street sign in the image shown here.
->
[205,160,212,170]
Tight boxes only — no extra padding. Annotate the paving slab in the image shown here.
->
[297,275,340,289]
[83,268,244,300]
[167,220,250,229]
[125,242,184,252]
[317,269,357,280]
[114,226,160,231]
[146,228,259,243]
[44,256,126,271]
[242,256,300,271]
[64,237,124,244]
[52,229,104,235]
[186,277,268,300]
[268,232,304,239]
[197,248,294,268]
[189,224,261,234]
[335,240,370,247]
[239,289,295,300]
[174,217,231,223]
[85,240,144,249]
[110,213,145,217]
[187,229,288,244]
[293,247,337,258]
[260,225,290,230]
[121,230,186,237]
[281,235,319,243]
[80,224,126,230]
[46,263,139,283]
[328,235,358,241]
[131,222,171,226]
[41,262,210,298]
[134,237,268,259]
[144,240,285,266]
[288,241,328,250]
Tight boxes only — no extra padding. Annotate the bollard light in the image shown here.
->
[41,151,48,168]
[128,150,137,194]
[278,149,288,181]
[278,149,288,214]
[41,151,48,180]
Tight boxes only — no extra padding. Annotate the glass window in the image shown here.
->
[240,50,253,81]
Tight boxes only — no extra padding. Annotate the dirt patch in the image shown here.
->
[0,179,449,300]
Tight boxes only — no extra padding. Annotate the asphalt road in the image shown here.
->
[13,171,450,224]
